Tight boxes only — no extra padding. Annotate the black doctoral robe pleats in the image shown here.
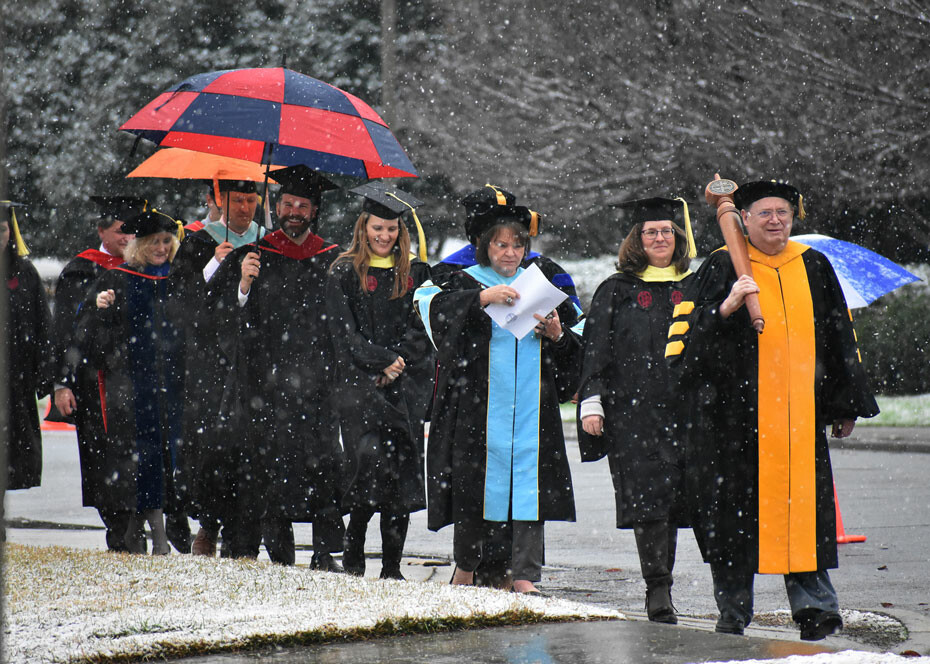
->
[205,231,344,524]
[53,251,123,506]
[577,272,693,528]
[666,241,879,573]
[4,253,52,489]
[325,259,433,513]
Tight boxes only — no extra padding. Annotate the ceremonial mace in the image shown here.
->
[704,175,764,333]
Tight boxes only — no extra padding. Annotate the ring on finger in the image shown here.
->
[506,296,513,304]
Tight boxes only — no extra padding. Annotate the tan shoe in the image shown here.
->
[191,527,218,556]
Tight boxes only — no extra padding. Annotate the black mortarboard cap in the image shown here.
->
[121,210,180,237]
[216,179,260,194]
[613,196,697,258]
[90,195,148,221]
[268,165,336,200]
[461,184,540,240]
[733,180,806,219]
[613,197,683,225]
[350,180,423,219]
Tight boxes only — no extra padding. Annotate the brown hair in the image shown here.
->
[616,221,690,275]
[475,221,531,267]
[331,212,413,299]
[123,232,179,269]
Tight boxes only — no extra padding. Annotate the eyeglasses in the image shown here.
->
[641,228,675,239]
[749,209,792,221]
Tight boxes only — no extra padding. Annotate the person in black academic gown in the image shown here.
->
[52,195,145,551]
[326,182,433,580]
[424,184,585,588]
[205,165,345,570]
[169,179,263,556]
[77,210,186,555]
[2,201,52,491]
[577,196,696,623]
[414,213,581,595]
[666,180,879,640]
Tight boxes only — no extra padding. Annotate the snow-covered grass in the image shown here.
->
[861,394,930,427]
[4,544,621,664]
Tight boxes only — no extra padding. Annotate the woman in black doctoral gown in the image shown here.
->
[326,183,433,580]
[79,211,186,555]
[577,197,695,623]
[2,202,52,490]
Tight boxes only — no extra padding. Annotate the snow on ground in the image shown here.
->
[4,544,621,663]
[708,653,930,664]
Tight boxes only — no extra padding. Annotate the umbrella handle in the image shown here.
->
[705,176,764,334]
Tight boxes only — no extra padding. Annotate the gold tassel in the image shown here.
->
[676,196,697,258]
[212,177,222,210]
[484,184,507,206]
[528,210,540,237]
[798,194,807,220]
[385,191,427,262]
[10,206,29,257]
[153,207,184,242]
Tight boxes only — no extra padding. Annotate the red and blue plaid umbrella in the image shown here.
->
[120,67,417,179]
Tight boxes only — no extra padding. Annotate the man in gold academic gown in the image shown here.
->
[666,180,879,641]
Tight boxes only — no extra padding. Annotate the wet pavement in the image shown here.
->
[5,424,930,662]
[180,620,837,663]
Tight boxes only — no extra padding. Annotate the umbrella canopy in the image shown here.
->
[120,67,418,179]
[126,147,285,181]
[794,233,922,308]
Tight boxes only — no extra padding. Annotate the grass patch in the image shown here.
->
[859,393,930,427]
[5,544,620,663]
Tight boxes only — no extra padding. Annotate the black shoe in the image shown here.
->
[380,567,406,581]
[645,585,678,624]
[342,545,365,576]
[310,553,345,573]
[796,609,842,641]
[715,617,745,635]
[166,513,192,554]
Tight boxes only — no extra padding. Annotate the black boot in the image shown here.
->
[343,508,372,577]
[379,510,409,580]
[166,511,192,554]
[634,521,678,624]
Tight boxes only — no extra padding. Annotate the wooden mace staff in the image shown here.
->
[704,174,764,333]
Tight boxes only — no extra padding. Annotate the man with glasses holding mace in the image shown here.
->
[666,179,879,641]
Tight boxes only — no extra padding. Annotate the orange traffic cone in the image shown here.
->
[40,399,76,432]
[834,483,866,544]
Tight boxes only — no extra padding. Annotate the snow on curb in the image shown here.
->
[707,652,930,664]
[4,544,622,663]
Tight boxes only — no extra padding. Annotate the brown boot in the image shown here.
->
[191,527,218,556]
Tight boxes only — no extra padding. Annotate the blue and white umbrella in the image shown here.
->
[794,234,922,308]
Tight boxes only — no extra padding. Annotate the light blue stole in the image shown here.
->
[464,264,542,522]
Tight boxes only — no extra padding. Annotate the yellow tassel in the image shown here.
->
[212,177,222,209]
[528,210,539,237]
[484,184,507,206]
[385,191,427,262]
[676,196,697,258]
[8,206,30,257]
[798,194,806,220]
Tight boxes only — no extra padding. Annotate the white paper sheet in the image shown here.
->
[483,263,568,339]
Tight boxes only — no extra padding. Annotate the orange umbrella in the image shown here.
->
[127,147,285,181]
